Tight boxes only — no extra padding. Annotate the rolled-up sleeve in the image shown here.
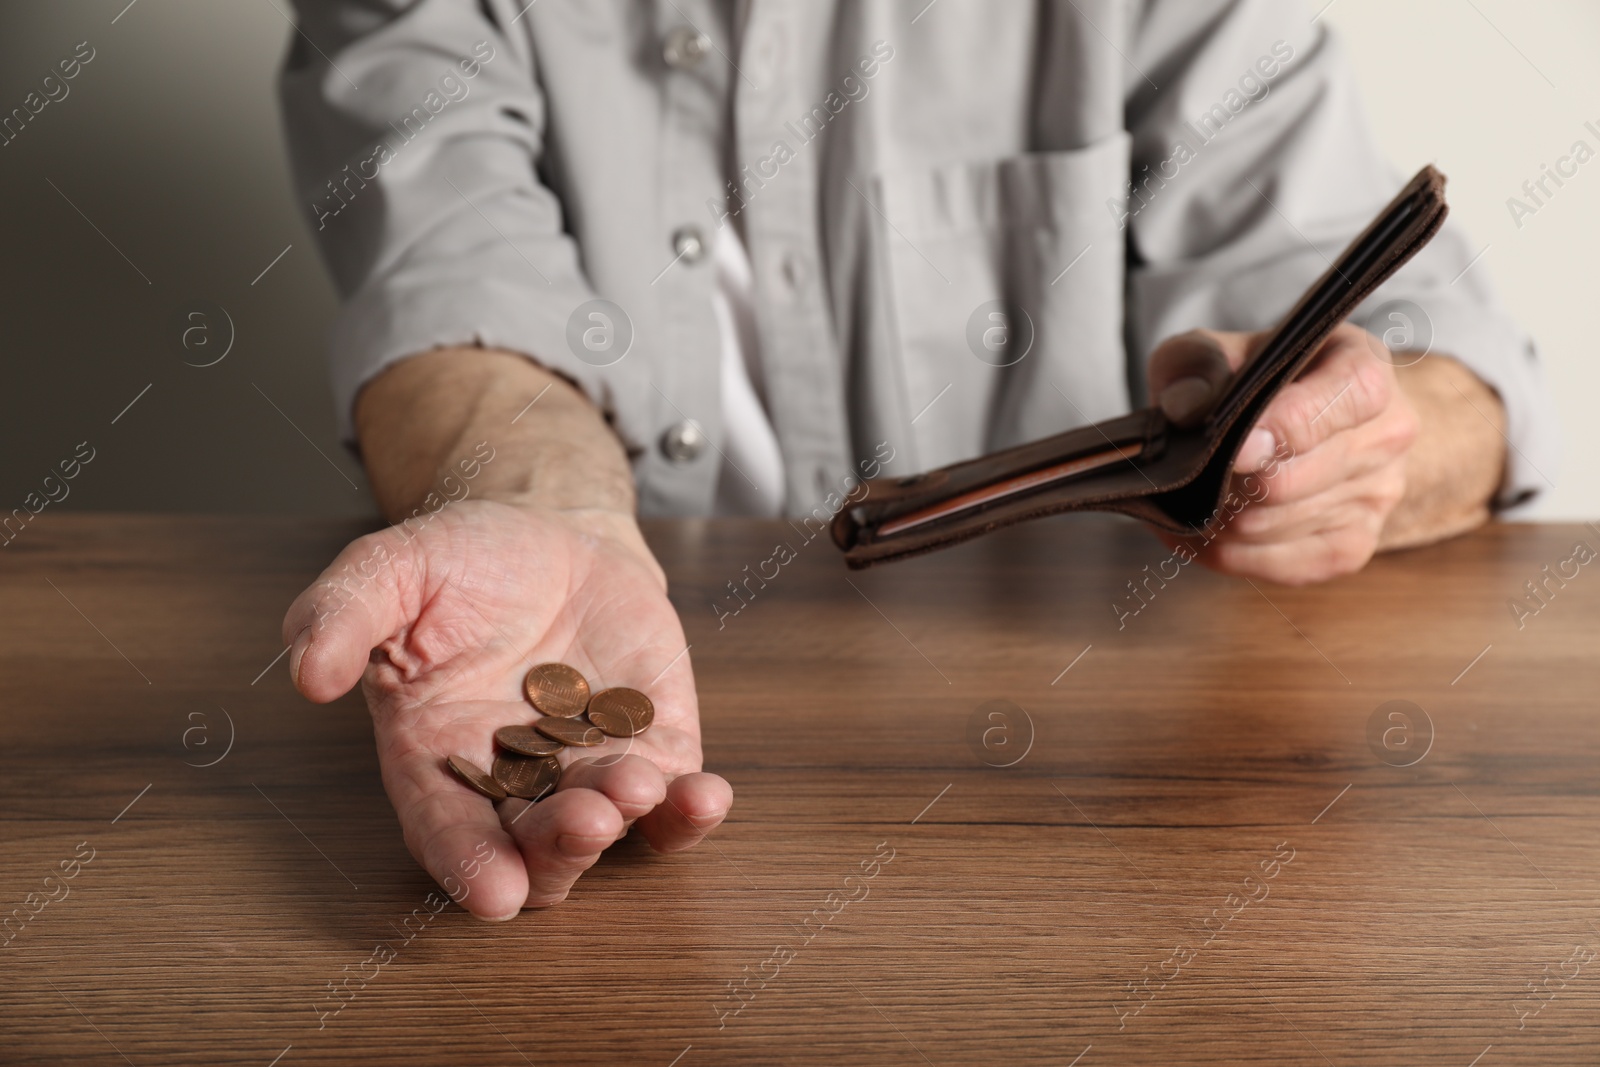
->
[278,0,609,445]
[1122,0,1558,511]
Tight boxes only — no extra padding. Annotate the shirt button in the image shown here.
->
[780,253,808,291]
[662,26,711,70]
[660,420,708,464]
[672,226,707,264]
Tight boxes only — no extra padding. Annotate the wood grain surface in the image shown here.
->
[3,514,1599,1066]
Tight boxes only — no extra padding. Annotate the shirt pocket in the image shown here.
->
[871,131,1131,469]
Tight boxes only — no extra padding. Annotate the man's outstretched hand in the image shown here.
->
[1147,323,1506,585]
[280,500,731,919]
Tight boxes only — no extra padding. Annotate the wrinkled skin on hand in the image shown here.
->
[282,500,732,918]
[1148,324,1420,585]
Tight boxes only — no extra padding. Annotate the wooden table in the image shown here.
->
[3,514,1598,1065]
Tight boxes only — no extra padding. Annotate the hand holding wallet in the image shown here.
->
[832,165,1450,568]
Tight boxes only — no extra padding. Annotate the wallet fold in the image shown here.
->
[833,165,1450,568]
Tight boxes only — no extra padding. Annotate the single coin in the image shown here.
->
[495,724,565,756]
[447,755,507,801]
[523,662,591,718]
[587,687,655,737]
[533,716,607,747]
[493,753,562,800]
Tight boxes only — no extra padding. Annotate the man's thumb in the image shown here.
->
[280,529,417,703]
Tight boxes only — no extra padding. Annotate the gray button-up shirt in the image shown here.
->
[280,0,1557,517]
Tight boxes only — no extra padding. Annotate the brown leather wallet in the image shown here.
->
[832,165,1449,568]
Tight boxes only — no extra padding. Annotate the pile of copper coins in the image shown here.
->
[445,662,655,804]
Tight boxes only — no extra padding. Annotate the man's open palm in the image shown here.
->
[282,500,731,919]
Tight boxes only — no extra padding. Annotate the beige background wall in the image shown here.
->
[0,0,1592,519]
[1326,0,1599,520]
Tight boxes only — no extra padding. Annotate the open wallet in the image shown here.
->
[832,164,1449,569]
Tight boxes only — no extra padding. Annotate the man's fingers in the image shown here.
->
[1236,329,1405,472]
[1232,409,1410,509]
[497,764,728,908]
[1207,520,1385,586]
[384,746,529,921]
[503,787,626,907]
[1147,330,1251,428]
[1232,426,1280,473]
[556,753,667,820]
[280,529,419,703]
[636,772,733,854]
[1229,443,1407,533]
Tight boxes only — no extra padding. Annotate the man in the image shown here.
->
[276,0,1556,919]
